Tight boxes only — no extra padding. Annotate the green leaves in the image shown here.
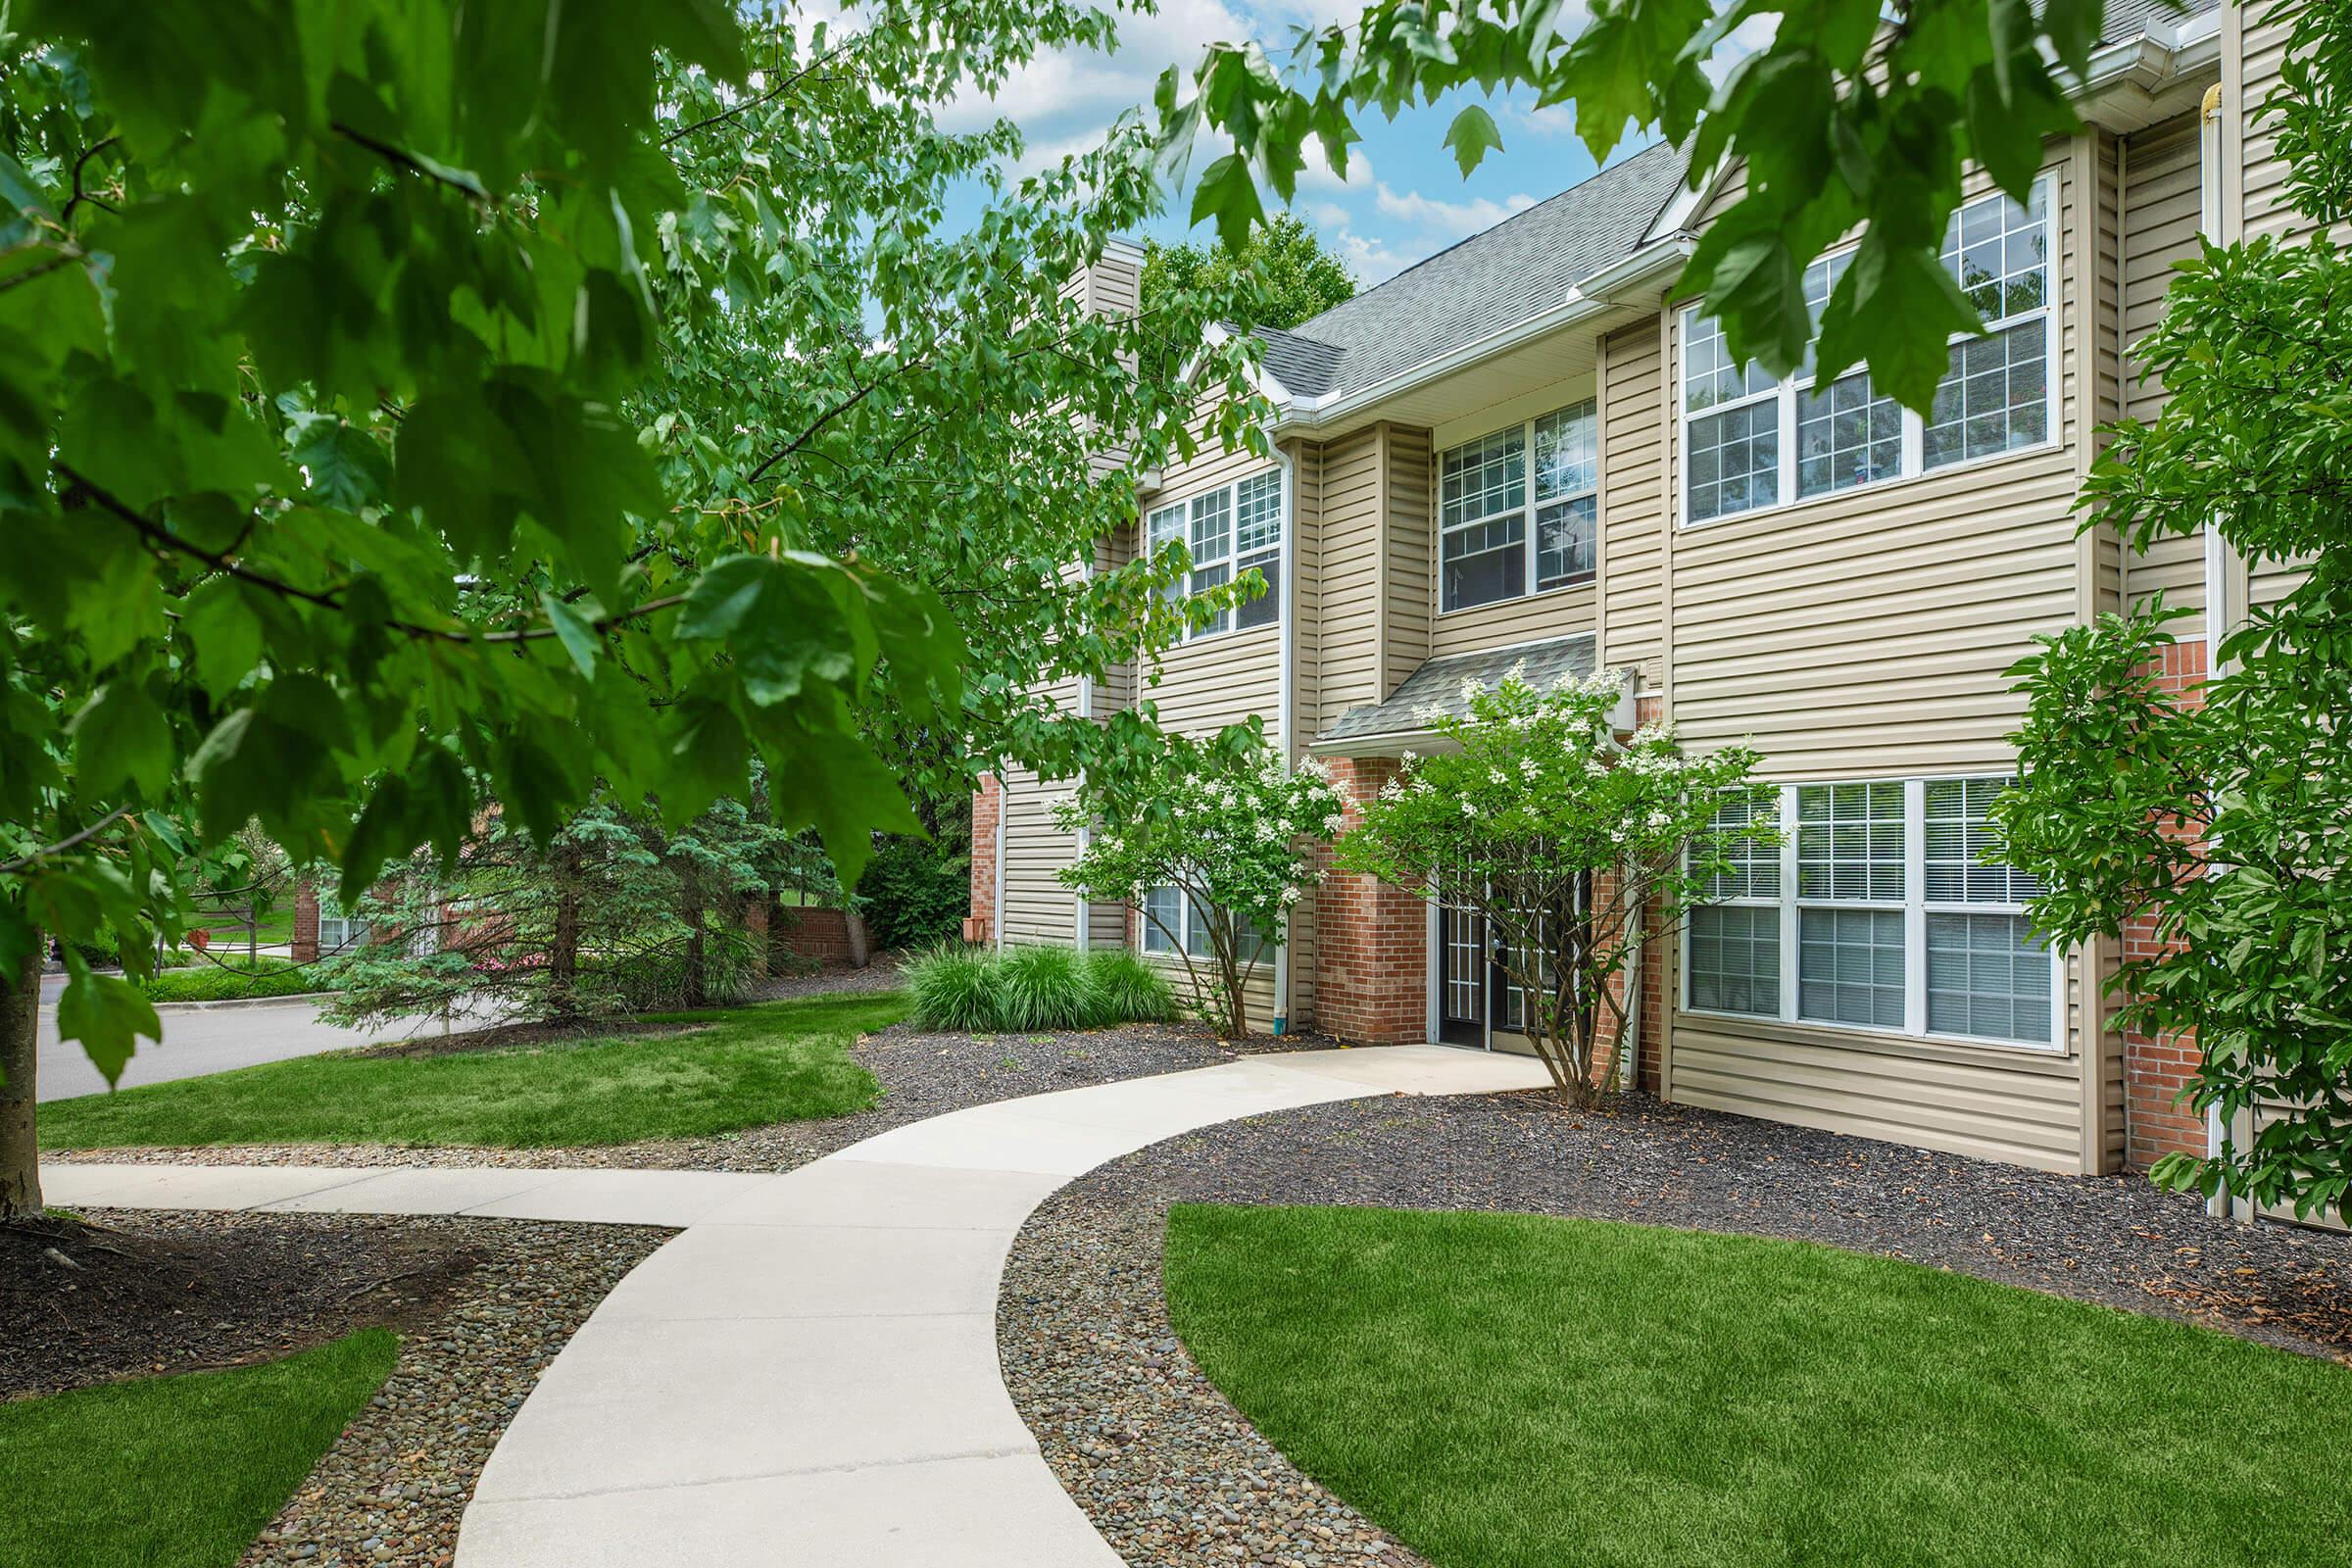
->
[1442,105,1504,176]
[69,683,172,802]
[55,969,162,1089]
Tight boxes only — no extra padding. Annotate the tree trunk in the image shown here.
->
[550,844,581,1018]
[844,908,871,969]
[1,945,43,1221]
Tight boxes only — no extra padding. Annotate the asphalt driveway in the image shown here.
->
[34,995,478,1102]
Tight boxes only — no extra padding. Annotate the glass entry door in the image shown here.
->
[1439,878,1488,1048]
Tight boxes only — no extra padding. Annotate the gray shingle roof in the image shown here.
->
[1256,141,1690,404]
[2100,0,2217,46]
[1246,1,2214,404]
[1319,634,1597,747]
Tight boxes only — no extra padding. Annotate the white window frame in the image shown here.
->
[1145,466,1284,642]
[316,893,371,955]
[1136,883,1270,964]
[1678,175,2061,528]
[1683,792,1784,1020]
[1437,399,1598,614]
[1681,775,2066,1053]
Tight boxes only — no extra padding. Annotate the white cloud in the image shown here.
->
[1373,181,1538,236]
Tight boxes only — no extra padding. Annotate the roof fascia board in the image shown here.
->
[1273,237,1695,438]
[1178,321,1297,410]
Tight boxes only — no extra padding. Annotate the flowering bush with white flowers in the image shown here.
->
[1336,668,1774,1106]
[1054,733,1345,1039]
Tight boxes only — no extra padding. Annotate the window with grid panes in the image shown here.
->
[1924,777,2052,1043]
[1233,469,1282,629]
[1927,185,2051,467]
[1437,401,1596,612]
[1682,180,2055,523]
[1145,469,1282,641]
[1795,782,1905,1028]
[1687,791,1781,1017]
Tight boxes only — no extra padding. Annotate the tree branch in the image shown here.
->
[0,807,134,876]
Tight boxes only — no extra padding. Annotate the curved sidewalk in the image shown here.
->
[41,1043,1550,1566]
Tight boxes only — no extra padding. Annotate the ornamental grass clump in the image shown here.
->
[1084,948,1177,1024]
[996,944,1095,1030]
[906,942,1004,1032]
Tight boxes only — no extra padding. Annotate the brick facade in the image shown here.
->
[965,773,1001,945]
[1310,757,1428,1044]
[290,880,320,963]
[2121,637,2210,1170]
[771,904,856,966]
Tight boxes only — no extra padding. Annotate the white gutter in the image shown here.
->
[992,772,1006,954]
[1270,238,1696,437]
[1272,438,1298,1034]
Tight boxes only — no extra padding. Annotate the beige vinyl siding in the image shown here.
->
[1667,152,2087,779]
[1652,144,2110,1174]
[2121,111,2208,629]
[1308,424,1384,733]
[1666,1014,2089,1172]
[1599,315,1667,685]
[996,757,1079,948]
[1307,422,1434,735]
[1382,427,1435,689]
[1429,582,1596,657]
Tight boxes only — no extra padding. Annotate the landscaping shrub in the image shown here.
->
[1084,948,1177,1024]
[906,943,1178,1032]
[857,836,969,951]
[906,942,1004,1031]
[137,956,320,1004]
[996,944,1096,1031]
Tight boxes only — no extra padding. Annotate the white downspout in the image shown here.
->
[993,774,1007,955]
[2197,78,2231,1217]
[1272,438,1297,1035]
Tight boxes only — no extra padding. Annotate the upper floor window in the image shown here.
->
[1147,466,1284,640]
[1683,775,2058,1050]
[1438,400,1597,612]
[1681,178,2056,526]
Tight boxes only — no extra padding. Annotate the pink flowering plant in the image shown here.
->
[1336,669,1773,1107]
[1055,733,1346,1039]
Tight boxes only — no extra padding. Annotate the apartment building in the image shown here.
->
[972,0,2305,1179]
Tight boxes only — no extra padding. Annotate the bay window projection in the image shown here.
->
[1145,467,1285,640]
[1681,178,2056,524]
[1684,777,2057,1048]
[1438,400,1597,612]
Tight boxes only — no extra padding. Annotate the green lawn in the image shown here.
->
[41,993,907,1150]
[139,954,320,1004]
[1166,1204,2352,1568]
[0,1330,396,1568]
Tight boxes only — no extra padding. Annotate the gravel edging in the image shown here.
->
[54,1020,1330,1175]
[234,1214,671,1568]
[1000,1089,2352,1568]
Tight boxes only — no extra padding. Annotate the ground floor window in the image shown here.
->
[1684,776,2057,1049]
[1139,885,1270,964]
[317,893,371,954]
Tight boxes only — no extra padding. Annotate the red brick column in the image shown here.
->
[2122,638,2210,1169]
[965,774,1001,944]
[291,880,319,963]
[1312,758,1428,1044]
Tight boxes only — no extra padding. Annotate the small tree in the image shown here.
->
[1336,670,1772,1107]
[1055,735,1345,1040]
[1996,0,2352,1223]
[1141,214,1357,332]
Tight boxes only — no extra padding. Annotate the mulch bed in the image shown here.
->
[1000,1089,2352,1568]
[4,1207,669,1568]
[1,1211,486,1399]
[52,1019,1329,1173]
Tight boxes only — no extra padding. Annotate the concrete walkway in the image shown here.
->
[39,1043,1550,1567]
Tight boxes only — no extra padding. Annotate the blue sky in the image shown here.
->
[933,0,1655,287]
